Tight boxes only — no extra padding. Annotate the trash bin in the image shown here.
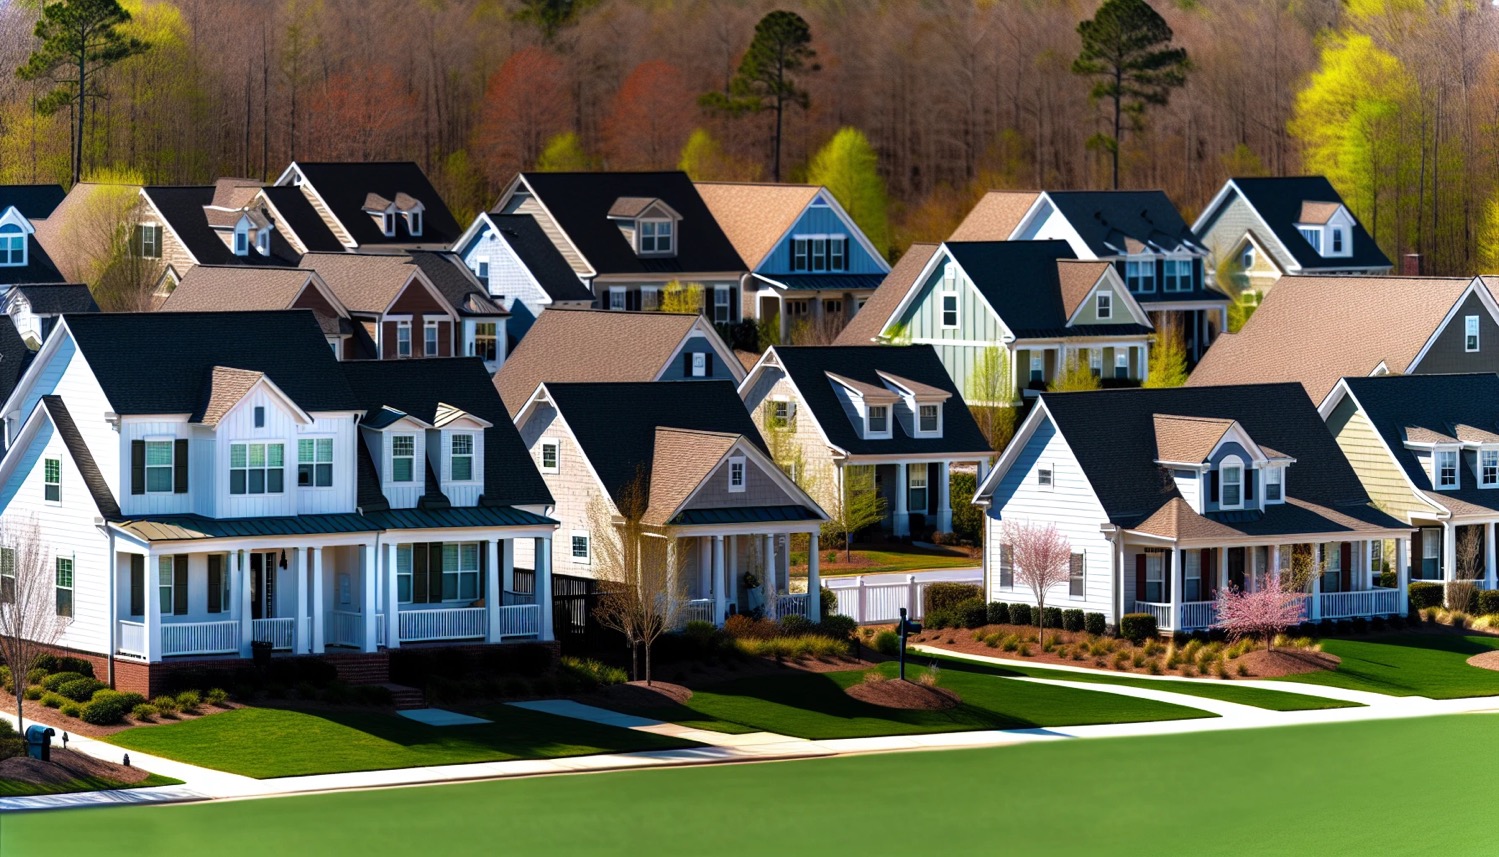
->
[251,639,273,668]
[24,725,54,762]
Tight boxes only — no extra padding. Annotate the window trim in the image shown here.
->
[43,456,60,504]
[1466,315,1480,352]
[424,319,440,356]
[450,432,476,482]
[1183,550,1202,601]
[1162,258,1193,293]
[474,256,490,284]
[638,218,674,255]
[865,404,891,437]
[140,223,161,259]
[998,544,1014,587]
[1096,289,1113,320]
[1069,552,1086,598]
[940,292,959,329]
[1436,447,1460,489]
[390,434,416,483]
[570,530,591,564]
[1481,448,1499,489]
[1265,466,1284,502]
[297,437,335,489]
[917,403,941,435]
[396,321,412,358]
[55,556,73,619]
[1125,257,1156,294]
[538,438,560,474]
[1220,456,1245,509]
[908,466,928,511]
[1037,466,1054,490]
[727,455,747,493]
[1299,225,1322,253]
[472,321,499,363]
[229,441,286,495]
[1143,549,1165,602]
[144,439,175,494]
[158,556,175,615]
[714,286,732,323]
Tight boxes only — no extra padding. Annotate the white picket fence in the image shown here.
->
[826,572,983,625]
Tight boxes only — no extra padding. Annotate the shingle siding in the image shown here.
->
[517,404,601,575]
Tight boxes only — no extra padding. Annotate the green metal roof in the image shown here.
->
[366,506,555,530]
[114,514,381,542]
[670,505,821,526]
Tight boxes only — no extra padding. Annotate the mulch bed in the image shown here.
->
[595,681,693,707]
[1236,648,1340,677]
[845,678,961,710]
[0,748,151,786]
[648,652,879,688]
[16,699,240,739]
[1465,650,1499,671]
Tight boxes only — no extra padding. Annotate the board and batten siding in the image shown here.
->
[1325,395,1426,522]
[432,425,485,507]
[363,420,427,510]
[984,417,1117,620]
[517,403,603,575]
[893,257,1007,397]
[761,204,886,274]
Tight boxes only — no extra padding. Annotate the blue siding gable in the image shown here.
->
[0,419,52,513]
[987,419,1056,510]
[1204,440,1257,513]
[656,335,731,381]
[759,200,887,275]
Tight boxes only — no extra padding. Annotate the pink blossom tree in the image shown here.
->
[1213,572,1306,650]
[1002,519,1074,642]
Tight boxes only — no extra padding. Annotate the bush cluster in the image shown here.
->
[1408,582,1444,610]
[1084,612,1107,636]
[921,583,983,616]
[1009,603,1032,626]
[81,690,146,726]
[874,629,901,656]
[1119,613,1158,644]
[1478,590,1499,617]
[558,656,628,689]
[1062,609,1085,633]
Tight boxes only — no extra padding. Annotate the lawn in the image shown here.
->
[602,661,1210,739]
[0,772,180,798]
[791,543,977,577]
[104,705,698,779]
[9,714,1495,855]
[1272,632,1499,698]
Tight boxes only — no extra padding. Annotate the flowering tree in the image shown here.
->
[1002,520,1073,641]
[1213,573,1305,650]
[0,517,65,729]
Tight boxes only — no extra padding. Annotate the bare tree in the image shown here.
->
[1450,526,1483,614]
[589,468,690,685]
[0,517,65,730]
[812,464,886,562]
[1003,519,1073,643]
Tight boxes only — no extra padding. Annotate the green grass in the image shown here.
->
[792,544,977,577]
[104,705,698,779]
[1272,632,1499,698]
[8,714,1494,855]
[600,661,1209,739]
[0,772,180,797]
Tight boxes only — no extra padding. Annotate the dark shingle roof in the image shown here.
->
[542,381,766,509]
[294,162,461,246]
[340,358,552,508]
[259,185,345,252]
[64,310,360,414]
[1039,383,1399,532]
[406,251,507,316]
[944,241,1144,338]
[1219,177,1391,271]
[770,345,994,456]
[756,273,886,292]
[508,172,744,276]
[14,283,98,315]
[0,185,66,219]
[487,214,594,303]
[0,239,63,286]
[40,395,119,517]
[0,317,32,404]
[143,186,302,266]
[1044,190,1204,257]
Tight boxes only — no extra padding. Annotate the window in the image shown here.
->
[43,457,60,503]
[1331,228,1343,253]
[55,557,72,618]
[941,293,959,328]
[473,322,498,362]
[867,405,889,435]
[256,229,270,255]
[641,287,659,311]
[1030,353,1043,383]
[1069,552,1086,598]
[1089,349,1102,377]
[1163,259,1192,292]
[1038,467,1053,489]
[397,546,412,602]
[1483,449,1499,488]
[254,406,265,428]
[998,544,1014,587]
[1466,315,1480,352]
[474,257,489,284]
[811,237,827,271]
[234,228,248,256]
[830,236,847,271]
[918,404,940,433]
[1221,460,1243,508]
[408,210,423,237]
[1125,259,1155,293]
[1115,350,1129,379]
[1265,467,1283,502]
[1437,449,1459,489]
[158,556,174,614]
[539,439,559,474]
[425,320,440,356]
[208,556,230,613]
[639,219,673,254]
[298,438,334,488]
[1143,550,1164,601]
[0,224,24,266]
[1096,290,1113,320]
[441,543,479,601]
[145,440,174,493]
[139,224,161,259]
[1322,544,1342,593]
[714,286,731,323]
[790,236,848,272]
[1299,226,1321,253]
[0,548,13,602]
[1183,551,1201,601]
[908,467,928,511]
[381,211,395,237]
[690,352,707,377]
[571,531,590,563]
[229,442,285,494]
[767,401,794,429]
[728,456,746,492]
[792,238,808,271]
[391,435,415,482]
[609,289,625,311]
[1239,244,1255,270]
[1370,540,1385,584]
[823,298,842,317]
[396,321,411,358]
[451,434,475,481]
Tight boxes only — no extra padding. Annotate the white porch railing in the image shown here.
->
[823,571,984,625]
[119,620,145,658]
[1320,587,1402,619]
[503,590,536,606]
[683,599,716,626]
[776,594,809,618]
[399,607,486,642]
[252,617,295,650]
[328,610,365,648]
[1132,601,1217,631]
[160,620,238,656]
[1133,601,1172,630]
[496,604,541,639]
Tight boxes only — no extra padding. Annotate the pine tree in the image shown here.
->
[699,10,818,182]
[807,127,890,257]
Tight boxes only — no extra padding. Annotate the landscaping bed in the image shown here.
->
[844,674,959,710]
[0,748,181,797]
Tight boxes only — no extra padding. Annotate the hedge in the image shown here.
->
[1041,606,1063,629]
[956,598,988,629]
[1061,609,1085,633]
[1408,582,1444,610]
[1478,590,1499,617]
[986,602,1011,625]
[1009,603,1032,626]
[874,630,901,656]
[922,582,983,615]
[1084,612,1107,636]
[1119,613,1158,644]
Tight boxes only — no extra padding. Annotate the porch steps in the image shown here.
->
[381,683,427,710]
[328,655,391,686]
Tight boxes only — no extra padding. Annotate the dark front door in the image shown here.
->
[1227,547,1246,593]
[250,552,276,620]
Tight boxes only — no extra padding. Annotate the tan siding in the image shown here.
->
[515,197,590,275]
[1326,396,1423,521]
[686,455,803,510]
[517,404,607,576]
[741,367,846,512]
[297,183,355,247]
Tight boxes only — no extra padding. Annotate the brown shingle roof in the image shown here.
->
[1404,426,1456,445]
[694,182,821,268]
[642,428,740,526]
[1056,260,1112,318]
[1187,275,1480,403]
[826,371,900,402]
[210,178,263,209]
[1453,423,1499,444]
[949,191,1040,241]
[833,243,939,345]
[198,366,265,427]
[298,252,427,314]
[1130,496,1398,541]
[162,266,322,313]
[1297,202,1340,224]
[1153,414,1233,464]
[876,371,951,400]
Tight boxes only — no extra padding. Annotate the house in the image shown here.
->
[140,179,308,273]
[494,309,745,418]
[159,266,357,357]
[834,240,1154,397]
[272,161,462,251]
[0,185,66,292]
[0,317,33,408]
[486,171,746,322]
[513,380,826,626]
[450,213,601,345]
[739,345,994,538]
[951,190,1229,364]
[4,283,99,347]
[1188,275,1499,405]
[694,182,890,342]
[1321,373,1499,596]
[974,384,1410,632]
[1192,176,1392,300]
[0,309,556,694]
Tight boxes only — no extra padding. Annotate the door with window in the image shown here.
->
[249,552,278,619]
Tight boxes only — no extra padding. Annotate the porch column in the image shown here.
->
[486,539,502,642]
[893,462,909,536]
[536,536,554,641]
[1443,523,1457,584]
[728,535,740,615]
[502,538,515,599]
[1167,548,1181,632]
[144,553,161,663]
[1486,523,1496,591]
[763,532,778,613]
[361,542,378,652]
[807,532,821,620]
[295,547,309,654]
[699,536,711,602]
[1217,545,1228,598]
[238,549,252,657]
[712,535,726,624]
[778,294,788,344]
[1309,543,1323,622]
[311,547,325,654]
[936,461,952,533]
[1397,537,1410,605]
[385,541,401,649]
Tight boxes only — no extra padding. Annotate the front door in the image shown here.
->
[249,552,278,620]
[1227,547,1246,593]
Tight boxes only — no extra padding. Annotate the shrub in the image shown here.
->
[818,614,857,641]
[559,656,628,689]
[132,704,159,722]
[986,602,1011,625]
[176,690,202,712]
[874,630,901,657]
[111,691,145,710]
[1379,570,1397,589]
[1084,612,1107,636]
[81,691,134,726]
[23,686,42,701]
[0,666,10,694]
[206,687,230,707]
[1408,582,1444,610]
[924,607,959,630]
[25,667,46,686]
[1062,609,1085,633]
[1350,617,1369,635]
[956,598,988,629]
[61,702,81,718]
[778,614,815,635]
[922,582,983,615]
[40,671,85,692]
[56,677,105,703]
[1478,590,1499,617]
[723,614,777,640]
[819,587,838,620]
[34,655,94,678]
[152,695,180,714]
[1009,604,1032,626]
[40,691,65,708]
[1042,607,1063,629]
[1119,613,1157,644]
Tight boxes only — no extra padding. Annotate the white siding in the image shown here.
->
[118,419,194,517]
[517,403,603,574]
[1173,470,1201,512]
[433,425,485,507]
[296,413,357,515]
[364,421,427,510]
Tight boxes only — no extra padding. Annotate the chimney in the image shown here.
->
[1402,253,1422,276]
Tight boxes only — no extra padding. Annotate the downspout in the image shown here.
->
[105,526,115,688]
[1101,523,1120,629]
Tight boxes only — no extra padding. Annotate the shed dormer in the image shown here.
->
[876,370,950,438]
[1295,202,1355,258]
[0,206,34,267]
[608,197,679,258]
[1152,414,1294,513]
[826,372,899,440]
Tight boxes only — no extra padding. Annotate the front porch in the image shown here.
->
[674,526,823,627]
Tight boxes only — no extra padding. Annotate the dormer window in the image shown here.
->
[0,224,24,266]
[234,226,249,256]
[256,229,270,256]
[381,211,396,237]
[451,433,475,481]
[727,455,746,492]
[1436,448,1459,489]
[867,404,890,436]
[791,235,848,272]
[639,219,673,255]
[1096,290,1113,320]
[1265,467,1283,502]
[918,404,940,434]
[1299,226,1322,254]
[407,209,423,237]
[1163,259,1192,293]
[1331,227,1343,254]
[1125,258,1154,293]
[1220,457,1244,508]
[1481,449,1499,488]
[391,435,415,482]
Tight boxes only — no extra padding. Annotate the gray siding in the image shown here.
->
[656,333,733,381]
[685,454,803,510]
[1412,291,1499,376]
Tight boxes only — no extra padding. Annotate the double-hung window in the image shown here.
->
[792,238,809,271]
[1369,541,1385,585]
[396,545,413,602]
[473,322,498,362]
[1436,449,1459,489]
[55,557,72,618]
[1030,354,1044,383]
[714,286,731,323]
[0,548,13,603]
[1163,259,1192,292]
[391,435,415,482]
[396,322,411,358]
[908,467,928,511]
[641,287,659,311]
[1089,349,1102,377]
[1069,553,1085,598]
[1096,290,1112,320]
[1265,467,1283,502]
[1322,544,1342,593]
[424,320,440,356]
[609,289,626,311]
[829,236,846,270]
[1220,461,1243,508]
[1038,467,1053,489]
[1143,550,1165,601]
[1183,551,1201,601]
[941,292,959,328]
[1482,449,1499,487]
[918,404,939,433]
[571,531,590,563]
[867,405,889,435]
[728,456,746,493]
[441,543,480,601]
[43,457,60,503]
[1299,226,1321,253]
[639,220,673,254]
[158,556,175,614]
[1126,259,1155,293]
[539,439,559,474]
[1466,316,1480,352]
[1114,350,1129,379]
[1331,228,1344,254]
[145,440,174,493]
[298,438,334,488]
[230,442,284,494]
[1,225,25,265]
[451,434,475,481]
[767,401,793,429]
[474,257,489,285]
[138,224,161,259]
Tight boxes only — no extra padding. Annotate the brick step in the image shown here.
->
[380,683,426,710]
[329,656,390,686]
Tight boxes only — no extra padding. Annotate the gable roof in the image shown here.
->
[288,162,461,246]
[949,191,1040,241]
[1188,275,1486,402]
[0,317,33,404]
[63,309,360,415]
[495,309,740,417]
[160,266,350,335]
[485,214,594,303]
[693,182,822,268]
[142,185,302,266]
[1056,260,1116,318]
[40,394,118,517]
[298,252,443,315]
[508,171,745,275]
[406,251,506,316]
[1041,190,1204,256]
[763,345,993,456]
[29,182,141,276]
[0,185,66,220]
[341,358,552,508]
[257,185,344,252]
[1211,177,1390,272]
[834,243,939,344]
[195,367,270,427]
[12,283,98,315]
[642,427,741,526]
[1152,415,1235,465]
[944,240,1151,338]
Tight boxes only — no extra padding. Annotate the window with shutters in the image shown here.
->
[998,544,1013,587]
[145,440,174,493]
[397,545,413,602]
[1114,350,1129,379]
[1069,552,1085,598]
[158,556,175,614]
[206,555,230,613]
[690,352,707,377]
[43,457,60,503]
[451,433,475,481]
[1183,551,1201,601]
[1220,457,1244,508]
[609,289,625,311]
[391,435,416,482]
[0,548,13,603]
[230,442,285,494]
[714,286,731,323]
[442,543,481,601]
[55,557,72,618]
[298,438,334,488]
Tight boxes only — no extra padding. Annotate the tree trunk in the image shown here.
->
[15,686,24,732]
[644,639,653,686]
[75,39,86,187]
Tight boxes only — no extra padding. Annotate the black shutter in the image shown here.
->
[1245,468,1255,501]
[1155,257,1165,289]
[413,543,429,604]
[478,542,488,601]
[173,555,188,615]
[432,543,448,602]
[173,439,189,493]
[131,225,144,255]
[683,352,692,375]
[130,554,144,615]
[131,440,145,495]
[1209,470,1219,503]
[704,352,714,377]
[207,554,222,613]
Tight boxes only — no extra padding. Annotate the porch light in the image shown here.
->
[279,550,288,569]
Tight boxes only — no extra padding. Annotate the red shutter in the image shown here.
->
[1410,529,1422,579]
[1200,548,1213,600]
[1341,542,1352,592]
[1135,554,1147,604]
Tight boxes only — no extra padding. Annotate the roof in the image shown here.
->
[1187,275,1483,402]
[142,185,302,266]
[540,381,770,512]
[834,243,939,345]
[1218,177,1390,271]
[0,185,66,220]
[486,214,594,303]
[196,367,266,427]
[1056,260,1114,318]
[406,251,506,316]
[258,185,344,252]
[63,310,360,415]
[0,317,33,404]
[12,284,98,315]
[755,273,886,292]
[162,266,321,312]
[766,345,993,456]
[340,358,553,508]
[1035,384,1404,536]
[509,172,745,275]
[298,252,430,314]
[1042,190,1204,257]
[363,506,555,530]
[30,183,141,274]
[292,162,461,246]
[643,427,740,526]
[40,395,118,517]
[1152,415,1234,464]
[949,191,1040,241]
[694,182,821,268]
[114,513,381,541]
[944,240,1151,339]
[495,309,725,417]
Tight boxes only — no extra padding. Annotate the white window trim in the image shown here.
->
[714,286,732,323]
[143,437,175,495]
[390,434,417,483]
[570,530,591,564]
[940,292,959,329]
[1298,225,1323,254]
[407,209,423,237]
[381,210,396,237]
[449,432,477,483]
[538,438,560,474]
[1264,465,1284,503]
[1466,315,1480,352]
[916,402,942,436]
[1220,455,1245,510]
[865,404,892,438]
[641,286,659,311]
[638,218,674,255]
[296,436,336,490]
[396,321,412,358]
[1096,289,1113,320]
[908,466,928,510]
[229,441,286,496]
[1126,257,1156,294]
[43,456,61,505]
[1435,447,1460,490]
[727,455,747,493]
[55,556,73,619]
[256,229,270,255]
[424,319,440,356]
[1161,257,1193,294]
[1037,466,1054,490]
[609,289,626,311]
[140,223,161,259]
[1481,447,1499,489]
[690,351,707,377]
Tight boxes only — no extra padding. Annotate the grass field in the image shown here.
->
[791,544,977,577]
[8,714,1493,855]
[1273,633,1499,698]
[0,772,180,798]
[105,705,698,779]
